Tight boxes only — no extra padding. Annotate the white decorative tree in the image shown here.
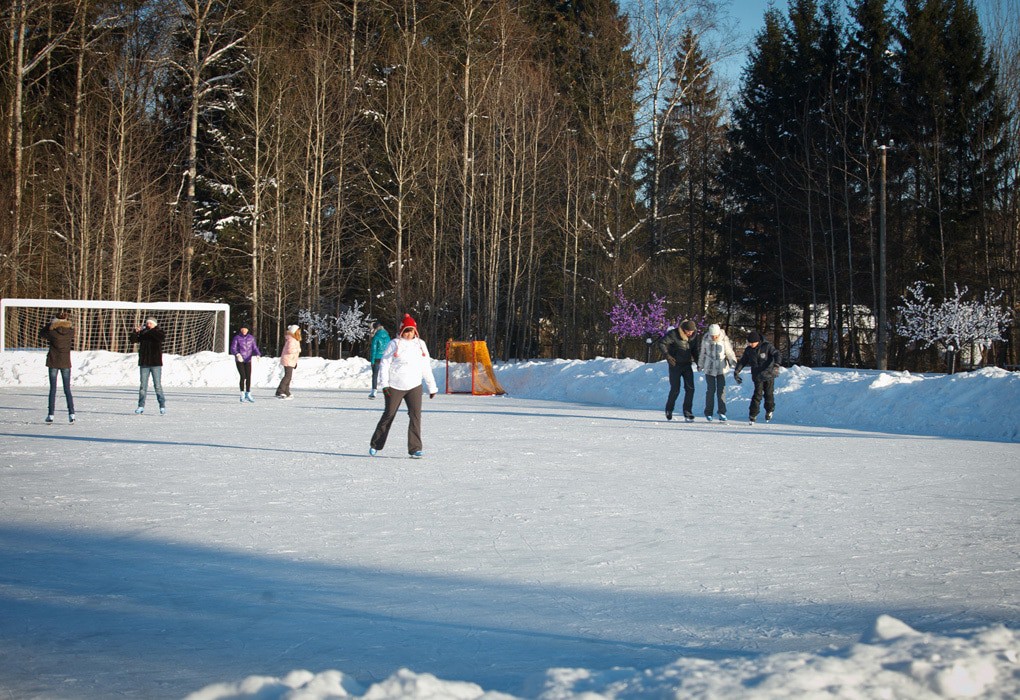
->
[897,281,1012,371]
[297,302,373,358]
[334,300,372,357]
[297,309,335,346]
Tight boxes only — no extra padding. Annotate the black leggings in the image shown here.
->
[236,361,252,392]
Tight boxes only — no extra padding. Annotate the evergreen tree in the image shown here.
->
[725,9,794,315]
[654,29,726,314]
[895,0,1009,295]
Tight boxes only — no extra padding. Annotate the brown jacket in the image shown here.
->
[42,319,74,369]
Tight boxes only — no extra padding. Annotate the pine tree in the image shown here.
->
[653,29,726,314]
[724,9,794,315]
[895,0,1009,296]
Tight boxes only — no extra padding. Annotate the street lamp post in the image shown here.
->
[875,140,893,370]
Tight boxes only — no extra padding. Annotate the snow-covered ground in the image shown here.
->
[1,350,1018,699]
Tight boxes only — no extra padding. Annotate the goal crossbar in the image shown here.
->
[1,298,230,354]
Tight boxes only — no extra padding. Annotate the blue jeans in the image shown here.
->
[138,366,165,408]
[48,367,75,415]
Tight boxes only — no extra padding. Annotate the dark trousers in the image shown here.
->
[704,373,727,417]
[666,362,695,418]
[48,367,74,415]
[276,366,294,397]
[371,360,381,391]
[749,378,775,419]
[236,361,252,392]
[370,385,423,454]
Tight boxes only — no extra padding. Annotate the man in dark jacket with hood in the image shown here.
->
[130,317,166,414]
[656,319,700,421]
[40,311,76,423]
[734,331,782,423]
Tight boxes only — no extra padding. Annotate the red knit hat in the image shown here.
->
[399,314,418,334]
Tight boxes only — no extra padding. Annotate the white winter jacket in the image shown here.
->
[698,333,737,376]
[378,337,439,394]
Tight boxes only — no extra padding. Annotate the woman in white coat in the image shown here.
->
[369,314,438,458]
[698,323,737,421]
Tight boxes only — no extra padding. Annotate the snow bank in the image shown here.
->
[2,351,1017,441]
[187,618,1019,699]
[494,359,1020,442]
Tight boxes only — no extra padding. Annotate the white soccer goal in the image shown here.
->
[1,299,230,355]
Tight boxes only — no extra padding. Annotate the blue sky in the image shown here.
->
[712,0,1007,95]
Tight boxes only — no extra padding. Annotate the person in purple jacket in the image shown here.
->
[229,326,262,403]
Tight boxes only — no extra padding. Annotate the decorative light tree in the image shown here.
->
[896,281,1012,372]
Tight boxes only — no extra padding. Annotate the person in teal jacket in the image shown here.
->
[368,321,391,399]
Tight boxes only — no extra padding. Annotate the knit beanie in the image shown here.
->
[680,320,697,333]
[707,323,721,337]
[287,324,299,334]
[747,331,761,343]
[145,317,158,326]
[399,314,418,334]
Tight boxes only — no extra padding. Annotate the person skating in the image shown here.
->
[275,325,301,399]
[229,326,261,403]
[40,311,76,423]
[734,330,782,424]
[656,319,701,421]
[131,317,166,414]
[698,323,736,422]
[369,314,438,458]
[368,321,391,399]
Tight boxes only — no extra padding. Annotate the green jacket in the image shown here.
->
[370,328,391,362]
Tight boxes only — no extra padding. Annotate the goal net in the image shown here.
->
[1,299,230,355]
[445,340,506,395]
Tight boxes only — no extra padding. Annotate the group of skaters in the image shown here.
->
[38,316,304,423]
[38,310,781,458]
[37,310,438,460]
[657,320,782,424]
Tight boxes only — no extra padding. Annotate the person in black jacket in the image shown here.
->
[734,331,782,423]
[130,317,166,414]
[656,319,701,421]
[40,311,76,423]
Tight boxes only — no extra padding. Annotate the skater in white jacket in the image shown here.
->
[369,314,439,458]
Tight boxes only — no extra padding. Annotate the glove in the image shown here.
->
[666,356,676,366]
[429,393,437,399]
[382,387,391,397]
[733,370,742,384]
[235,353,243,362]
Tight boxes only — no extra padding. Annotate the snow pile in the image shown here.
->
[0,349,372,390]
[187,617,1019,699]
[5,350,1016,441]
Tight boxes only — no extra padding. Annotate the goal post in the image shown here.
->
[1,299,230,355]
[445,340,506,396]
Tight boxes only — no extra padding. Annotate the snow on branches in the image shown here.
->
[298,301,373,354]
[334,301,372,346]
[896,281,1012,353]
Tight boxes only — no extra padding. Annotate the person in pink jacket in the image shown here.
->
[275,324,301,399]
[369,314,438,458]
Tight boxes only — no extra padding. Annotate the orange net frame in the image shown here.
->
[445,340,506,395]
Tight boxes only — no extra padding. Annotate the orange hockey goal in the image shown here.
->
[445,340,506,395]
